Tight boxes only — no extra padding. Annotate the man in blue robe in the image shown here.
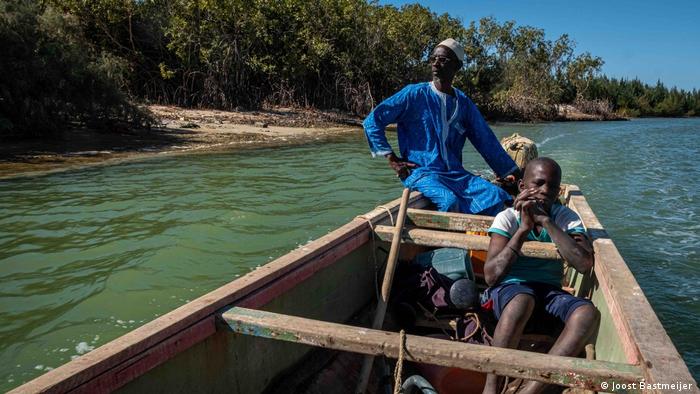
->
[363,38,519,215]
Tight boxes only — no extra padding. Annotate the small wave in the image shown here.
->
[536,134,566,148]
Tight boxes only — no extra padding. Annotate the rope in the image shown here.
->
[354,216,381,301]
[376,205,395,226]
[354,201,402,304]
[368,220,381,301]
[459,312,481,342]
[393,329,406,394]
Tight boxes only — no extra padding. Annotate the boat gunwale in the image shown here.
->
[564,185,697,390]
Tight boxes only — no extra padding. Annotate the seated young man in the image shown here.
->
[482,157,598,394]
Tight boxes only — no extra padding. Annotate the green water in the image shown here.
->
[1,118,699,389]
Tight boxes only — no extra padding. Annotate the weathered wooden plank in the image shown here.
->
[10,193,430,394]
[405,187,570,232]
[565,185,698,391]
[222,307,644,391]
[374,225,562,260]
[406,208,494,232]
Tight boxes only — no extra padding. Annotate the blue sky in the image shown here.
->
[380,0,700,91]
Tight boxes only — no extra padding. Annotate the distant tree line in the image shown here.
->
[585,77,700,117]
[1,0,698,137]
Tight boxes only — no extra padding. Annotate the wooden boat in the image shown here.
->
[12,186,697,394]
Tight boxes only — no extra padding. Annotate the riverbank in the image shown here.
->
[0,106,362,180]
[554,104,627,121]
[0,103,627,180]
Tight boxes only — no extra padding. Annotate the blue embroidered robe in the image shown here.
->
[363,82,518,215]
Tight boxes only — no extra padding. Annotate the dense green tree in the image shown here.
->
[0,0,152,137]
[2,0,697,137]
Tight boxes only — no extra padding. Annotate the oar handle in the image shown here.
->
[356,188,412,394]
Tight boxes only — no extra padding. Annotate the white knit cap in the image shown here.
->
[437,38,464,64]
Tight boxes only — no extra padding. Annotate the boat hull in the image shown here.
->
[11,189,696,394]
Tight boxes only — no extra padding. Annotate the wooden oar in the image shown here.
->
[356,188,411,394]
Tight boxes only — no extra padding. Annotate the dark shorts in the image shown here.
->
[486,281,593,323]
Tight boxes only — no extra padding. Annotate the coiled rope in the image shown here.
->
[393,329,407,394]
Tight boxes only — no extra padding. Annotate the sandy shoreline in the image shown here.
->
[0,103,624,180]
[0,105,362,180]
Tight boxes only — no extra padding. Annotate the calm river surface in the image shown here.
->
[1,118,698,389]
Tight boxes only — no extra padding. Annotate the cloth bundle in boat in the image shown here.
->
[391,248,480,327]
[499,133,538,170]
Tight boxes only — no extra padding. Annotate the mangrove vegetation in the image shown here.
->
[1,0,699,137]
